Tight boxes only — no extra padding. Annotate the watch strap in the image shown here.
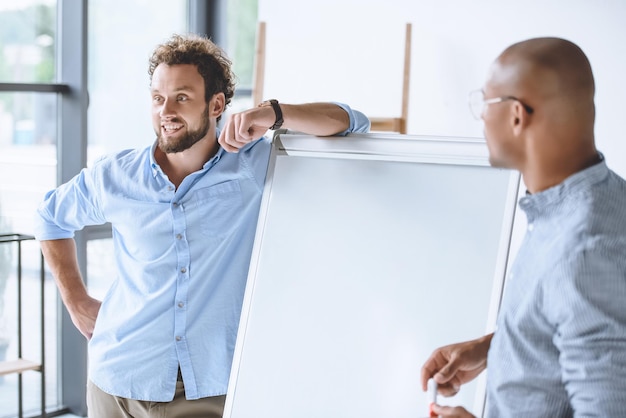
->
[262,99,284,130]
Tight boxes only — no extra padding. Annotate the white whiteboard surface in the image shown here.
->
[224,133,519,418]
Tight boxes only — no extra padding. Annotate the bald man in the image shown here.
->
[420,37,626,417]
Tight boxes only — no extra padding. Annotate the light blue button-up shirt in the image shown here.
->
[486,157,626,417]
[34,103,370,401]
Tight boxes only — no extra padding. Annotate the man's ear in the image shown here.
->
[209,93,226,118]
[511,101,528,136]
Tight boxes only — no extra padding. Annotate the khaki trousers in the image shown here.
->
[87,380,226,418]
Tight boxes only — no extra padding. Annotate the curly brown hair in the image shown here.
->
[148,34,235,121]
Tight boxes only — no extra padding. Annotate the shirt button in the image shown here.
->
[528,223,534,231]
[180,267,187,273]
[172,202,179,207]
[176,233,182,240]
[167,186,174,191]
[176,336,182,341]
[178,302,184,308]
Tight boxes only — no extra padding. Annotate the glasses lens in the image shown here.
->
[468,90,484,120]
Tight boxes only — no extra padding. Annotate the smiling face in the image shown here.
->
[151,63,212,154]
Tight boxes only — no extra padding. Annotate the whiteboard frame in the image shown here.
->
[224,132,521,417]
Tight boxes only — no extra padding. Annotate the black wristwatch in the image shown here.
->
[259,99,284,130]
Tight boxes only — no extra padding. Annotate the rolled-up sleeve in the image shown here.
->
[34,167,105,241]
[332,102,371,135]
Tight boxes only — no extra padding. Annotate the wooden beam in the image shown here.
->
[252,21,267,106]
[0,359,41,376]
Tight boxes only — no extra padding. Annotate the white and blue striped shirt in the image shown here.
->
[487,157,626,417]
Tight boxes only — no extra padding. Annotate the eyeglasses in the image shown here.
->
[468,89,534,120]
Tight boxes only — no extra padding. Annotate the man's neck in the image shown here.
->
[155,134,220,189]
[522,148,600,194]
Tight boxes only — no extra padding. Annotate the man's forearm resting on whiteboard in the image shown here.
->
[219,102,369,153]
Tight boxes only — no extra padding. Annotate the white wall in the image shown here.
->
[258,0,626,177]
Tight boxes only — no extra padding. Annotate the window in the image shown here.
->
[87,0,188,161]
[0,2,56,84]
[0,1,59,416]
[227,0,258,111]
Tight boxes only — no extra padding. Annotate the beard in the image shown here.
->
[156,106,211,154]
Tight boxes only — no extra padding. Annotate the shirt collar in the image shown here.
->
[519,152,608,214]
[149,133,225,178]
[149,141,160,178]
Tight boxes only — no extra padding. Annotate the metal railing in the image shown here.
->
[0,234,45,418]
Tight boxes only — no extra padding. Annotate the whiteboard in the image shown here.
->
[224,132,520,418]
